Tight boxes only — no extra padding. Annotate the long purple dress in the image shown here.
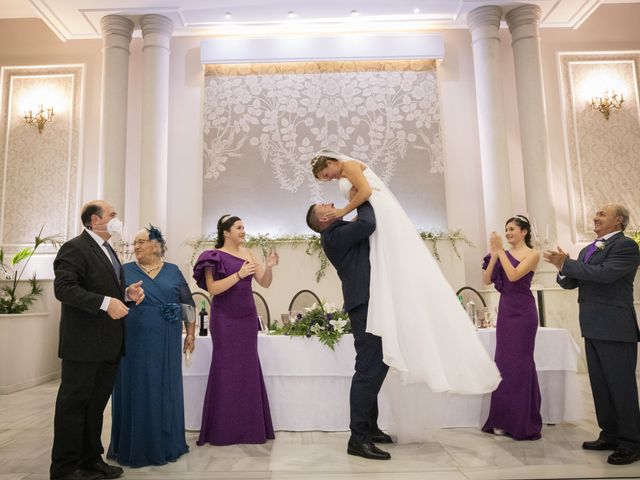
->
[193,250,275,445]
[481,252,542,440]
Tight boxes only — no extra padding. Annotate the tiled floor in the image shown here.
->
[1,375,640,480]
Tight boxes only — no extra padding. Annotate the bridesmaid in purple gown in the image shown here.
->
[481,215,543,440]
[193,214,279,445]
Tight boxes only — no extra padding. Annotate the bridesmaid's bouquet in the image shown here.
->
[270,301,351,350]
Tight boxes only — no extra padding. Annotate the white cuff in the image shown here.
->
[100,296,111,311]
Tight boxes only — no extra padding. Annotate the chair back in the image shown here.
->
[253,290,271,329]
[455,286,487,325]
[288,289,322,314]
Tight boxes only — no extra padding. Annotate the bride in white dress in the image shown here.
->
[311,149,501,394]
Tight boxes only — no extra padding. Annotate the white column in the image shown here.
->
[506,4,557,247]
[467,6,513,236]
[139,14,173,230]
[99,15,134,215]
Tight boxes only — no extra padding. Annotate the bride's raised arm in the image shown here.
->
[333,161,372,218]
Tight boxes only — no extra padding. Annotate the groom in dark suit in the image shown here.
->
[50,200,144,480]
[307,201,391,460]
[544,203,640,465]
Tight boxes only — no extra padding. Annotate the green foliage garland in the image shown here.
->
[190,230,470,282]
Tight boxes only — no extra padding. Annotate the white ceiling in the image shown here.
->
[1,0,636,41]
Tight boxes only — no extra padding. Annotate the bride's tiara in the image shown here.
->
[309,148,352,167]
[513,214,530,224]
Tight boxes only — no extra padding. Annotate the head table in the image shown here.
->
[182,327,583,442]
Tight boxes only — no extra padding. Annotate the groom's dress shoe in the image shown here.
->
[52,469,103,480]
[84,459,123,479]
[347,441,391,460]
[582,439,618,451]
[371,431,393,444]
[607,448,640,465]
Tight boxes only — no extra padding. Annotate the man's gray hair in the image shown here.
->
[611,204,630,231]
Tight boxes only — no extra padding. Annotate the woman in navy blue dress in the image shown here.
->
[108,225,195,467]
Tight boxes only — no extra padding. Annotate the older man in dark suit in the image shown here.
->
[306,201,391,460]
[544,203,640,465]
[50,200,144,480]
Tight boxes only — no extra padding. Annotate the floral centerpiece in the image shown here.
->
[270,301,351,350]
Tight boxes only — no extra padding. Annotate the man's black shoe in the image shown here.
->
[84,459,123,479]
[347,441,391,460]
[582,438,618,451]
[371,431,393,444]
[52,469,103,480]
[608,448,640,465]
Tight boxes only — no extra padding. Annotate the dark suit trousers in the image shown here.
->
[349,303,389,443]
[50,358,119,479]
[585,338,640,452]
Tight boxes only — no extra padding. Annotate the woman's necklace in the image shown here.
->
[137,260,163,275]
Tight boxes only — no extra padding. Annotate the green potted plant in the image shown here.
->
[0,226,62,314]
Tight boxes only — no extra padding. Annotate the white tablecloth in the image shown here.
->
[183,327,583,440]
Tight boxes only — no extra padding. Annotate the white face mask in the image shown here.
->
[106,218,123,237]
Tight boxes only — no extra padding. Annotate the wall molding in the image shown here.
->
[557,51,640,243]
[0,64,85,251]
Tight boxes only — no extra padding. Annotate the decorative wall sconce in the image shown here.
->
[590,91,624,120]
[24,105,54,133]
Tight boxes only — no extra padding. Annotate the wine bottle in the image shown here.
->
[198,300,208,336]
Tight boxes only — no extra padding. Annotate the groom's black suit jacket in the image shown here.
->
[54,230,125,362]
[321,202,375,313]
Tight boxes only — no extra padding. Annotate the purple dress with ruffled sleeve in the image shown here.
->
[193,250,274,445]
[481,252,542,440]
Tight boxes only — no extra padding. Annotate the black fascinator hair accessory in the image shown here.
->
[145,224,167,255]
[146,224,164,242]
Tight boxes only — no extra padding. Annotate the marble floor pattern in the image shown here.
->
[1,375,640,480]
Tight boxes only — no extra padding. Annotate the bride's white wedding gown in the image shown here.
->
[339,165,501,394]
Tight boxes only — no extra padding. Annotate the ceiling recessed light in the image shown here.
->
[224,12,232,19]
[414,8,421,14]
[351,10,360,16]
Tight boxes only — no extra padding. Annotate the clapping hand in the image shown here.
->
[238,260,258,279]
[266,250,279,268]
[489,232,503,255]
[126,280,145,305]
[543,247,568,270]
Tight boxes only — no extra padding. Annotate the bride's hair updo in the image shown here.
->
[311,149,355,178]
[215,214,241,248]
[311,154,336,178]
[506,214,533,248]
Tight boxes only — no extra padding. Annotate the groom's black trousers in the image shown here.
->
[348,303,389,443]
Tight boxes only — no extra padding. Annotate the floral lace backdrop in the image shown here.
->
[202,60,447,234]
